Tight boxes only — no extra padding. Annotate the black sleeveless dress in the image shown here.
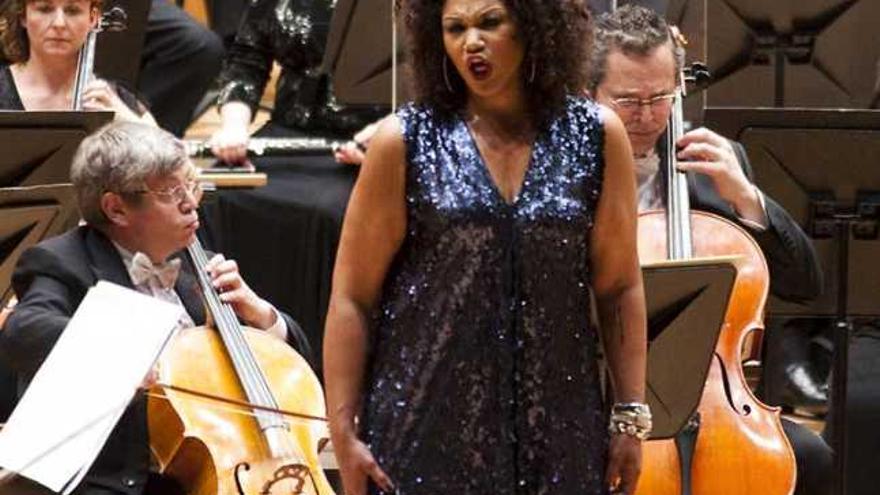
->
[361,97,610,495]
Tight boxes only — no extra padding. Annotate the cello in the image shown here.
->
[633,31,797,495]
[147,238,335,495]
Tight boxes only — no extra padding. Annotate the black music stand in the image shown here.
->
[705,0,880,109]
[323,0,409,106]
[0,111,111,305]
[0,186,79,307]
[641,258,737,439]
[705,107,880,495]
[0,112,113,187]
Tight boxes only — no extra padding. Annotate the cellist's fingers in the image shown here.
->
[212,267,245,293]
[139,366,159,390]
[204,253,226,273]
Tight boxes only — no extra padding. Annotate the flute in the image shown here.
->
[184,137,348,158]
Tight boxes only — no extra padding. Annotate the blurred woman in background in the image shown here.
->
[0,0,155,123]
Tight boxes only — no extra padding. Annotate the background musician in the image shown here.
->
[586,6,830,495]
[209,0,386,164]
[198,0,388,377]
[0,122,311,495]
[0,0,155,123]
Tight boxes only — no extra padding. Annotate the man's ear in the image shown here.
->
[89,5,99,29]
[100,192,130,227]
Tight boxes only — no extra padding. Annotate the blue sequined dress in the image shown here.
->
[361,96,609,495]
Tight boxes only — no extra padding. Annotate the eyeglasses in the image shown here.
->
[131,179,203,204]
[609,92,676,112]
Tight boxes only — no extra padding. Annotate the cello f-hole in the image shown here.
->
[714,354,751,417]
[234,462,251,494]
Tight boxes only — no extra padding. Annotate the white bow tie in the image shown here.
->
[129,252,182,290]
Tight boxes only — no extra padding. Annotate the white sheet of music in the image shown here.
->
[0,281,182,494]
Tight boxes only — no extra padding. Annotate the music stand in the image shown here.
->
[641,257,737,439]
[0,111,109,305]
[323,0,409,106]
[705,0,880,108]
[705,108,880,318]
[0,112,112,187]
[0,186,79,306]
[705,107,880,495]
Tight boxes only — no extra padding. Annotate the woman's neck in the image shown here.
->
[13,53,79,109]
[23,51,79,89]
[466,87,533,140]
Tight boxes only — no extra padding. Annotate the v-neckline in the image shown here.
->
[461,115,539,207]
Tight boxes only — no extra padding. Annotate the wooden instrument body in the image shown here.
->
[635,210,796,495]
[149,327,333,495]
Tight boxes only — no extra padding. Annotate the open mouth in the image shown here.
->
[467,58,492,80]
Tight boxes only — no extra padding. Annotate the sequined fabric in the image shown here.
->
[361,97,609,495]
[217,0,386,135]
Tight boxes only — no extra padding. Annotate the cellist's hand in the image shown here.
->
[205,254,276,330]
[606,433,642,494]
[675,128,766,227]
[333,432,394,495]
[139,366,159,390]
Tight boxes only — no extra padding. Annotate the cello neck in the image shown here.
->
[186,239,288,437]
[665,26,695,261]
[71,7,128,111]
[665,88,692,261]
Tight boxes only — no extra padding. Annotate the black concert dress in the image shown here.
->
[361,97,610,495]
[0,63,143,111]
[216,0,385,136]
[202,0,387,373]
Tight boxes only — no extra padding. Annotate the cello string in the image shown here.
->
[188,239,306,460]
[188,243,278,420]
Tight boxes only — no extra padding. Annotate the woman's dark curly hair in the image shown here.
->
[0,0,103,63]
[402,0,592,125]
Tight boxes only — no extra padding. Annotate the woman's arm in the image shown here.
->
[211,0,275,163]
[211,101,253,164]
[591,107,646,404]
[323,116,407,495]
[82,79,158,126]
[590,106,647,495]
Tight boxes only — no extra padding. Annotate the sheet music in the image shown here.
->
[0,281,182,493]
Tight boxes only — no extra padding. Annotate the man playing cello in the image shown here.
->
[0,122,312,495]
[586,5,830,495]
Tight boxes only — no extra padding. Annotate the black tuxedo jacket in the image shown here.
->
[659,140,823,303]
[0,225,312,495]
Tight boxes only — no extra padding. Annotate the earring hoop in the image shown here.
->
[443,57,454,92]
[528,58,537,84]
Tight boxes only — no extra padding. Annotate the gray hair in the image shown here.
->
[70,122,188,227]
[586,4,684,93]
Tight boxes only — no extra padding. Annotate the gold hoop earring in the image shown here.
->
[443,57,454,92]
